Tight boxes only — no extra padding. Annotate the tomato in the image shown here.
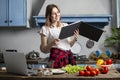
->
[94,68,100,75]
[86,65,93,71]
[90,70,96,76]
[106,59,112,65]
[79,70,85,76]
[100,66,109,74]
[85,71,91,76]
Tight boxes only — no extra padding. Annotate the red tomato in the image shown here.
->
[85,71,91,76]
[100,66,109,74]
[90,71,96,76]
[94,68,100,75]
[106,59,113,65]
[86,65,93,71]
[79,70,85,76]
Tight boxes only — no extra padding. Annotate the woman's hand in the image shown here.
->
[73,29,79,41]
[69,29,79,47]
[52,39,60,46]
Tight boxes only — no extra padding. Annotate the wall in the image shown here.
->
[0,0,117,58]
[38,0,111,16]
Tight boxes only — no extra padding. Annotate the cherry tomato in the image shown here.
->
[94,68,100,75]
[100,66,109,74]
[90,70,96,76]
[79,70,85,76]
[86,65,93,71]
[85,70,91,76]
[106,59,113,65]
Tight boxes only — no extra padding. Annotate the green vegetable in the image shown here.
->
[62,64,86,74]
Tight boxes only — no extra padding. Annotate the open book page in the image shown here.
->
[59,21,81,39]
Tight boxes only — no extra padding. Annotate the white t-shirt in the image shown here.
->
[40,23,71,51]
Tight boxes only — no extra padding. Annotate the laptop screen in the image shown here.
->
[3,52,28,75]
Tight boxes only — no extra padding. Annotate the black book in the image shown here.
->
[59,21,104,42]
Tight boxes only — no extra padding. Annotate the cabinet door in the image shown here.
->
[0,0,8,26]
[9,0,27,26]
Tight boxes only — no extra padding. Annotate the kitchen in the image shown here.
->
[0,0,120,79]
[0,0,116,58]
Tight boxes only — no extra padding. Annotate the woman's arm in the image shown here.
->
[69,29,79,47]
[40,34,53,53]
[69,38,77,47]
[40,34,60,53]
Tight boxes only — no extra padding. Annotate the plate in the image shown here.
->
[101,64,112,67]
[71,42,82,54]
[101,64,112,69]
[51,69,66,74]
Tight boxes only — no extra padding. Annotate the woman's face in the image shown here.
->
[51,7,61,23]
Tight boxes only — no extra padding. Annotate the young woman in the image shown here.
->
[40,4,79,68]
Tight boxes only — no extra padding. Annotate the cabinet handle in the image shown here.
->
[9,20,12,23]
[4,20,8,23]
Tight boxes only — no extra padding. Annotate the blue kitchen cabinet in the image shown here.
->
[0,0,27,27]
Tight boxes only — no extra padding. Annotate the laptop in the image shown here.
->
[3,52,37,76]
[59,21,104,42]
